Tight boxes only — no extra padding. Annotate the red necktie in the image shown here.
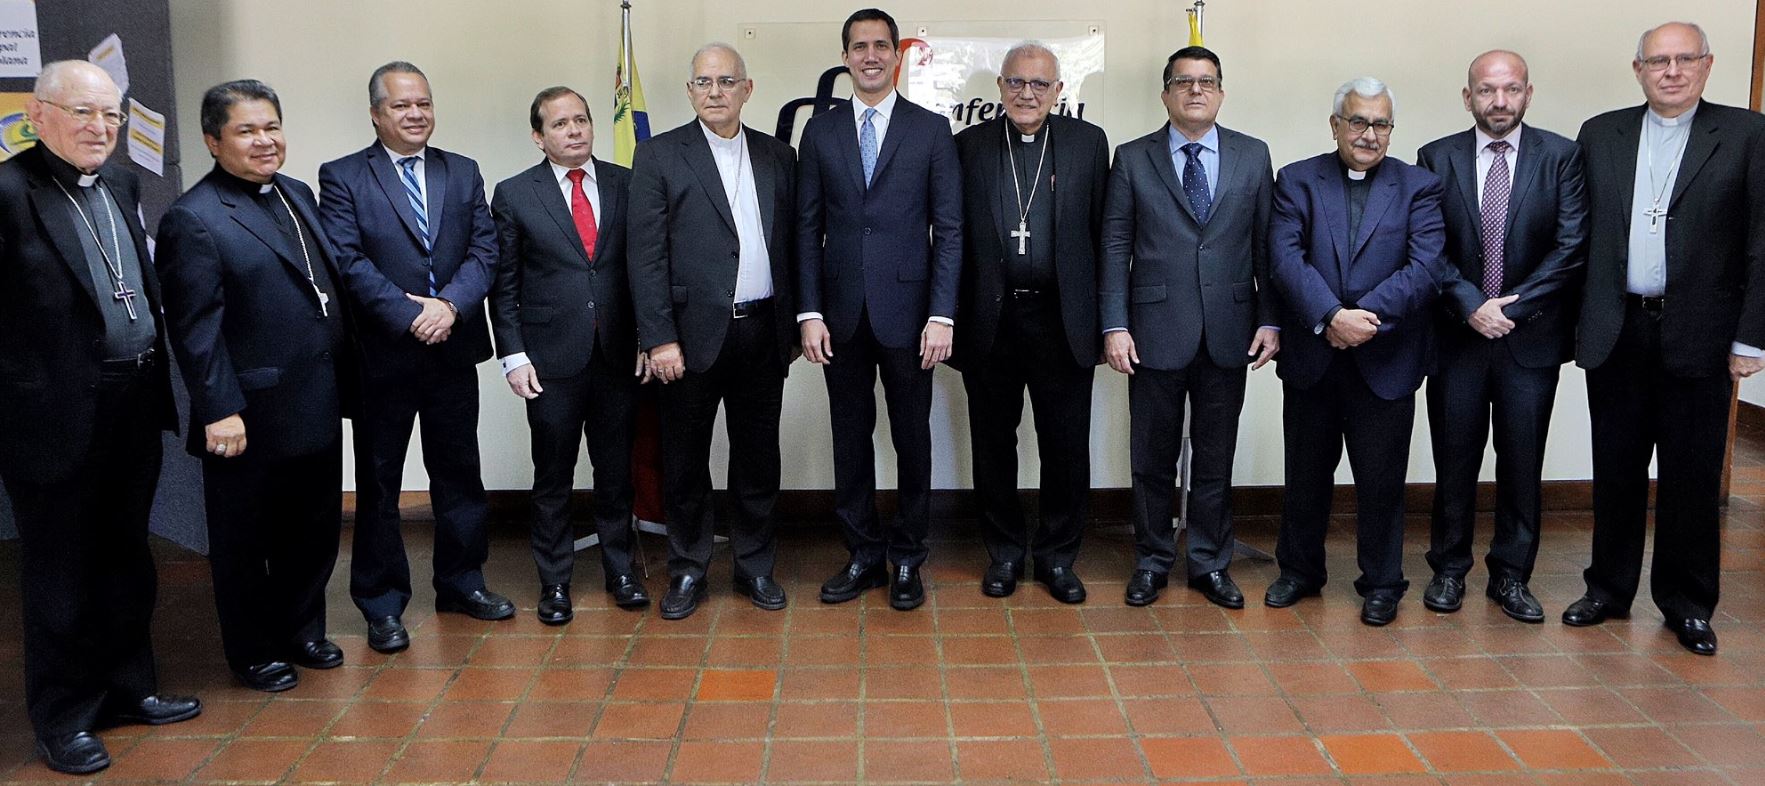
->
[566,168,598,263]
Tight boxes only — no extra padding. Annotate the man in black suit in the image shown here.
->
[797,8,962,611]
[1564,22,1765,656]
[1100,47,1278,609]
[1415,51,1587,623]
[630,44,798,620]
[0,60,200,776]
[159,79,358,693]
[490,87,649,618]
[318,61,512,651]
[953,43,1106,604]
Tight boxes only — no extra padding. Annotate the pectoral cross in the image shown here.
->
[1644,202,1668,234]
[112,278,139,321]
[1010,221,1030,255]
[314,286,330,317]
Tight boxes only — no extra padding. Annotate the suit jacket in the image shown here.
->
[317,142,497,379]
[1575,100,1765,376]
[1417,124,1588,368]
[628,120,798,372]
[1100,124,1276,371]
[0,145,176,484]
[489,158,634,379]
[794,95,963,349]
[157,167,360,460]
[1268,152,1449,400]
[951,114,1108,370]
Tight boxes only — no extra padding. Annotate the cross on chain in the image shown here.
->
[111,277,139,320]
[1010,221,1031,255]
[1644,203,1668,234]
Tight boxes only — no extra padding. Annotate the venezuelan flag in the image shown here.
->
[612,0,651,166]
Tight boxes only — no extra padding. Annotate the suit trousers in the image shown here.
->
[2,366,160,738]
[1426,337,1560,583]
[203,445,342,669]
[824,308,934,568]
[1129,349,1248,578]
[658,305,785,581]
[961,293,1093,570]
[1584,300,1730,621]
[525,347,637,586]
[1277,353,1414,597]
[349,360,490,619]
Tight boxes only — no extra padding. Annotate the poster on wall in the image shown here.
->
[0,91,34,162]
[898,33,1106,133]
[0,0,40,78]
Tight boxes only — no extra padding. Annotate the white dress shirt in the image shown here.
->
[500,159,605,376]
[384,143,429,207]
[1473,124,1521,209]
[701,122,773,303]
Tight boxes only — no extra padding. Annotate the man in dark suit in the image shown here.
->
[490,87,649,617]
[1101,46,1278,609]
[630,44,798,620]
[1564,22,1765,656]
[953,42,1107,605]
[1415,51,1588,623]
[797,7,963,611]
[318,61,512,651]
[159,79,358,692]
[1266,78,1448,626]
[0,60,200,776]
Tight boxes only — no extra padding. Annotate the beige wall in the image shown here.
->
[168,0,1755,492]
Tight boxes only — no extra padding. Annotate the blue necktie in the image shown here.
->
[859,107,878,187]
[1180,142,1212,223]
[397,156,437,295]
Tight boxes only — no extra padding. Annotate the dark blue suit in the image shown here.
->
[795,95,961,567]
[318,143,498,620]
[1268,152,1447,597]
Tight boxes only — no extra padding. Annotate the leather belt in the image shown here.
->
[100,347,157,374]
[732,297,773,319]
[1007,288,1050,299]
[1625,293,1665,313]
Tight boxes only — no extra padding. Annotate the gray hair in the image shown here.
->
[1635,21,1711,60]
[33,59,118,100]
[1333,77,1395,120]
[1002,40,1061,81]
[690,42,748,79]
[369,61,427,108]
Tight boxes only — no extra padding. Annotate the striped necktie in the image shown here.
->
[398,156,437,296]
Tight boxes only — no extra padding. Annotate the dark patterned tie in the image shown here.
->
[1181,142,1212,223]
[1480,140,1512,298]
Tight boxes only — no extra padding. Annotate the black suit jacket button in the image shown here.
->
[730,251,739,258]
[863,227,872,235]
[726,289,735,298]
[320,351,332,360]
[588,300,596,309]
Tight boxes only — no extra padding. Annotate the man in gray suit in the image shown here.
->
[1101,46,1278,608]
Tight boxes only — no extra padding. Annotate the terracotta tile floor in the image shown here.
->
[3,433,1765,783]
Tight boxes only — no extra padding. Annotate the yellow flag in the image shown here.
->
[1187,8,1205,47]
[612,1,650,167]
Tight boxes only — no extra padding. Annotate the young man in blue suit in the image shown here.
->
[318,62,512,654]
[796,7,963,611]
[1265,78,1449,626]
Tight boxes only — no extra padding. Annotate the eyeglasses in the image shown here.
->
[1164,76,1222,93]
[1638,53,1710,72]
[688,76,746,93]
[38,99,127,129]
[1335,114,1395,137]
[1001,77,1054,96]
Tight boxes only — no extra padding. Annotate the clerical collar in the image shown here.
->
[1011,122,1046,144]
[699,120,744,149]
[213,165,276,195]
[1647,104,1698,128]
[38,147,102,188]
[1338,157,1380,181]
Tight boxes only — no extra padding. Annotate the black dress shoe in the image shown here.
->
[820,561,887,604]
[1561,595,1627,627]
[1124,569,1168,607]
[735,575,788,611]
[607,575,651,609]
[1187,570,1244,610]
[291,639,344,669]
[1361,593,1400,626]
[1034,565,1087,604]
[367,615,409,653]
[981,560,1021,598]
[101,694,202,727]
[1263,575,1321,608]
[233,661,299,693]
[660,575,708,620]
[890,565,925,610]
[1486,576,1545,623]
[538,584,573,625]
[35,731,108,775]
[436,588,516,620]
[1667,618,1718,656]
[1422,574,1465,613]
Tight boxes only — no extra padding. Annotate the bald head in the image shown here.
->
[27,60,124,172]
[1462,49,1533,137]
